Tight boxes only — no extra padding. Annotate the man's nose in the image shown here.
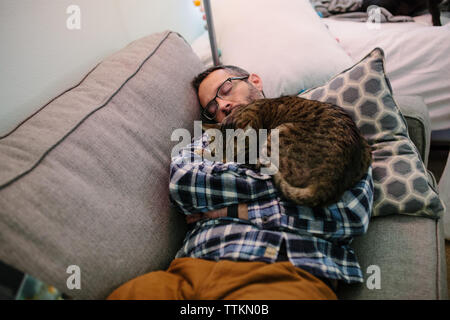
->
[217,98,232,111]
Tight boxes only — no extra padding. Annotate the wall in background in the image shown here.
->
[0,0,204,135]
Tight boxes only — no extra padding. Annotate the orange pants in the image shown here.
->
[107,258,337,300]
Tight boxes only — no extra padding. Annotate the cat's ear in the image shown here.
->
[202,122,220,132]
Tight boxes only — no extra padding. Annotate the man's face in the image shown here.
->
[198,69,264,123]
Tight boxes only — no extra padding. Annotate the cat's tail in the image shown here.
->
[273,173,318,207]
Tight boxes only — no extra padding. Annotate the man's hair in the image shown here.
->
[192,65,250,92]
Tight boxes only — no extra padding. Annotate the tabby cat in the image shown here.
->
[207,96,372,207]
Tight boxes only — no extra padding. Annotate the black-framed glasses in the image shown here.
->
[202,76,249,121]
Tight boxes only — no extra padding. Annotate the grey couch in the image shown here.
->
[0,31,448,299]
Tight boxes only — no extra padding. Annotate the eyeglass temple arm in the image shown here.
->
[203,0,221,66]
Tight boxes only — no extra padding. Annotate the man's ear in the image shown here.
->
[248,73,263,91]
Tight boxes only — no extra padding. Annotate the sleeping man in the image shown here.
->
[107,65,374,300]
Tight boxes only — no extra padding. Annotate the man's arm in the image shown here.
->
[276,166,373,240]
[169,133,279,215]
[185,203,248,224]
[170,133,374,240]
[184,167,374,241]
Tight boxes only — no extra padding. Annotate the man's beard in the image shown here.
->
[223,83,264,118]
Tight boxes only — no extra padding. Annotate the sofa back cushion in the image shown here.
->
[0,31,204,299]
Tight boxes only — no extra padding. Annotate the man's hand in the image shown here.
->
[186,203,248,224]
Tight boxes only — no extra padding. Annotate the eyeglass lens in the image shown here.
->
[204,77,245,120]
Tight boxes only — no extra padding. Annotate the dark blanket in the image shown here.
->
[310,0,414,22]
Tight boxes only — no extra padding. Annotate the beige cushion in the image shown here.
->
[0,31,204,299]
[210,0,354,98]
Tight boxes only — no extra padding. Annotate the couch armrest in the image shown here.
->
[337,215,448,299]
[395,95,431,167]
[439,153,450,239]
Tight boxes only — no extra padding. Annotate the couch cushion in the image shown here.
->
[439,153,450,240]
[395,95,431,168]
[210,0,354,98]
[0,31,204,299]
[337,214,448,299]
[299,48,444,219]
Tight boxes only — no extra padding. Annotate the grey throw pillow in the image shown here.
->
[299,48,444,219]
[0,31,204,299]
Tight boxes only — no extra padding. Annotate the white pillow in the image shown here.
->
[210,0,353,98]
[191,31,215,68]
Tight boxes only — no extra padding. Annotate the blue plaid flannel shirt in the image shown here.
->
[169,133,373,283]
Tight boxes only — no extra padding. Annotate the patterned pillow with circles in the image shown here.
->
[299,48,444,219]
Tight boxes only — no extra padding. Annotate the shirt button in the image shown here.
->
[262,216,269,223]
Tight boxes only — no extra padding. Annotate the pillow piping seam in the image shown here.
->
[0,30,177,191]
[0,62,101,140]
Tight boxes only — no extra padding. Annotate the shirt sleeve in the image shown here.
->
[277,166,373,242]
[169,133,280,215]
